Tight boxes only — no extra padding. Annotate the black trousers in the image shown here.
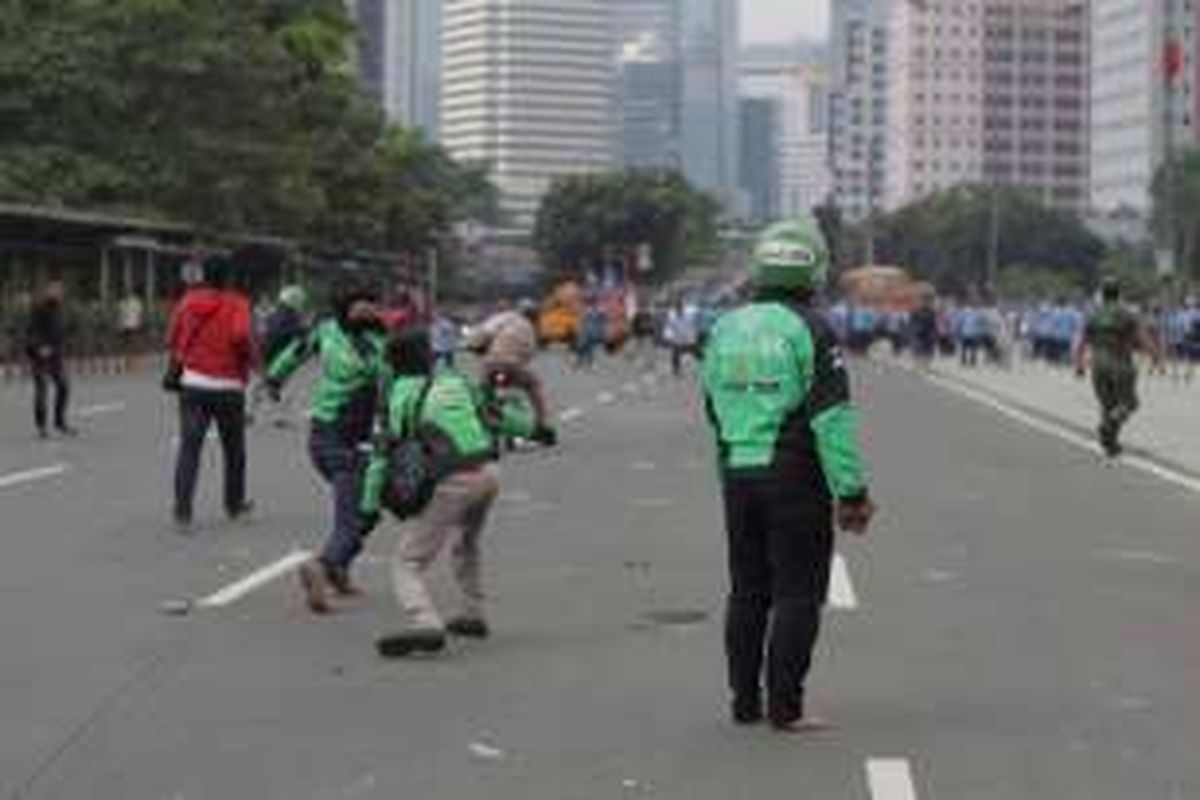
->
[31,357,70,432]
[174,388,247,521]
[722,474,834,723]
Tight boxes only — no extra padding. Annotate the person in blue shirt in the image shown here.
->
[957,304,987,367]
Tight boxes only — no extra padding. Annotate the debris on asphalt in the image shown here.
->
[159,599,193,617]
[468,741,507,762]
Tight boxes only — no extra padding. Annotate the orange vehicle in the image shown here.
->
[538,281,583,345]
[839,265,923,312]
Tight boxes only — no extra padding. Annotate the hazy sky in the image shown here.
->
[741,0,829,45]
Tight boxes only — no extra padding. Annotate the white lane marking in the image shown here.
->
[0,463,70,490]
[559,407,586,423]
[924,372,1200,496]
[1094,549,1178,565]
[631,461,657,471]
[597,391,617,405]
[867,759,918,800]
[828,553,859,609]
[196,549,312,608]
[622,382,640,395]
[76,401,126,418]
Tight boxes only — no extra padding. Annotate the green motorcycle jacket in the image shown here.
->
[267,319,388,441]
[358,369,534,517]
[701,299,868,501]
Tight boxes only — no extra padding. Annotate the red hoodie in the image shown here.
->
[167,288,255,385]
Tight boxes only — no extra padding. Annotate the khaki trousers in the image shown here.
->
[392,464,500,631]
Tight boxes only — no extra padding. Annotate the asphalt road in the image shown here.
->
[1,353,1198,799]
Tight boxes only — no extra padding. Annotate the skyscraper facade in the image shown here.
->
[983,0,1089,211]
[883,0,1091,213]
[679,0,741,208]
[349,0,441,133]
[1091,0,1194,214]
[741,43,834,220]
[884,0,987,210]
[440,0,617,232]
[616,0,683,169]
[829,0,890,223]
[739,97,781,223]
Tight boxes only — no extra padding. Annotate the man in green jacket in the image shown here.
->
[360,327,543,657]
[266,284,388,612]
[701,218,876,732]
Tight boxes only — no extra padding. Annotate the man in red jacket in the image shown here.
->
[167,256,255,534]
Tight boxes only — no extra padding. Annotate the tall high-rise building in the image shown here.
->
[883,0,1090,212]
[349,0,441,133]
[884,0,987,210]
[616,0,682,169]
[984,0,1089,211]
[739,97,781,223]
[440,0,617,232]
[829,0,890,223]
[741,42,833,220]
[679,0,741,208]
[613,0,740,210]
[1091,0,1194,215]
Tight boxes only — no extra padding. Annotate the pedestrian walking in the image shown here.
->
[361,328,539,657]
[1074,278,1161,458]
[25,282,76,438]
[663,300,699,377]
[701,219,875,733]
[909,293,938,369]
[266,284,388,609]
[117,291,145,371]
[166,257,255,533]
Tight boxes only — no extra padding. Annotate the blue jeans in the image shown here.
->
[308,423,366,571]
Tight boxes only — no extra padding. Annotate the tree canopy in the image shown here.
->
[864,186,1105,296]
[0,0,491,253]
[533,169,719,283]
[1151,148,1200,280]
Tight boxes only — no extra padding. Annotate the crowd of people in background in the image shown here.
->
[828,293,1200,378]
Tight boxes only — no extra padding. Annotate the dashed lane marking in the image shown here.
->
[0,463,70,491]
[596,391,617,405]
[828,553,859,610]
[867,759,919,800]
[76,402,127,418]
[923,372,1200,496]
[196,549,313,609]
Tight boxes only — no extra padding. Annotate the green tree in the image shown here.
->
[0,0,491,257]
[533,169,718,283]
[1151,148,1200,280]
[872,186,1105,296]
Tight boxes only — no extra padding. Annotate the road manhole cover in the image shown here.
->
[641,609,710,627]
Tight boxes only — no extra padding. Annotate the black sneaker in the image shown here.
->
[732,701,764,726]
[376,630,447,659]
[56,425,79,438]
[446,618,490,639]
[227,500,255,521]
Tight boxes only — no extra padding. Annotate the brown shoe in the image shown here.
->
[324,563,363,598]
[298,560,333,615]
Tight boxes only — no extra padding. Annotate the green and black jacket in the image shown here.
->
[266,319,388,442]
[701,299,868,501]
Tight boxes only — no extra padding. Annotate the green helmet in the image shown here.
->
[749,218,830,292]
[278,285,307,311]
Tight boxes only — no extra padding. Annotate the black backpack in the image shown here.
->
[381,378,439,520]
